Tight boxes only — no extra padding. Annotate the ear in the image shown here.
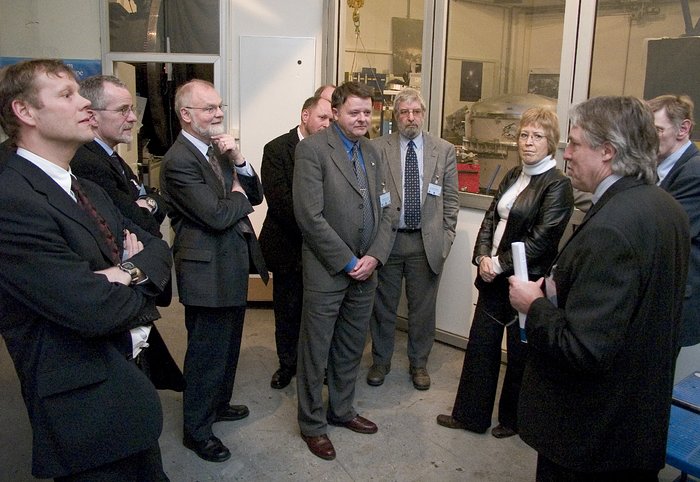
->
[87,110,99,128]
[601,141,617,163]
[11,99,37,128]
[301,108,310,124]
[678,119,692,139]
[332,107,339,121]
[180,107,192,124]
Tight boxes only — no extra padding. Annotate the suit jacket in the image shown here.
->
[293,126,395,292]
[72,141,166,237]
[519,176,689,472]
[659,142,700,346]
[160,132,266,307]
[0,153,172,478]
[259,127,302,273]
[371,131,459,274]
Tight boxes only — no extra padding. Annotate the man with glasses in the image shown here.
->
[367,88,459,390]
[73,75,166,238]
[160,79,267,463]
[71,75,183,393]
[648,94,700,352]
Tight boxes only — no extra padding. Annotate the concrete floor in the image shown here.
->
[0,303,684,481]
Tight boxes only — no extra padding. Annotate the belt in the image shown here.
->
[397,228,421,233]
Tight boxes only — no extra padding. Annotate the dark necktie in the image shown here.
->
[71,177,121,265]
[206,145,226,188]
[111,151,140,198]
[351,143,374,253]
[404,140,421,229]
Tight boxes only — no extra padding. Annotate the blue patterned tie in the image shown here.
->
[404,140,420,229]
[351,143,374,253]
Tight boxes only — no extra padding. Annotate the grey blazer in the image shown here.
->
[160,132,265,307]
[293,126,395,291]
[372,131,459,274]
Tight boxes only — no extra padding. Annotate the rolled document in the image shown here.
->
[512,242,528,343]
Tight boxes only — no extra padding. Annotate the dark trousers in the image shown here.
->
[451,280,527,432]
[182,305,246,440]
[536,454,659,482]
[55,442,167,482]
[272,269,303,370]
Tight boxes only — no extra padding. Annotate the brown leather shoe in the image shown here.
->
[436,414,468,429]
[491,424,517,438]
[329,414,378,434]
[409,366,431,390]
[301,433,336,460]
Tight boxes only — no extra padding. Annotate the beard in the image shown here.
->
[399,123,420,139]
[191,118,225,140]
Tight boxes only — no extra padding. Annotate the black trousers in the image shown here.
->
[55,442,167,482]
[272,269,303,370]
[451,280,527,432]
[536,454,659,482]
[182,305,246,440]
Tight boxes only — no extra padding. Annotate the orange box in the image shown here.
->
[457,163,480,193]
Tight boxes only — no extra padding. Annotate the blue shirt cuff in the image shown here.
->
[344,256,359,272]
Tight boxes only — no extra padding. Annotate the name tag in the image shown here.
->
[427,183,442,196]
[380,191,391,208]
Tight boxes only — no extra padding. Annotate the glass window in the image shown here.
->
[443,0,564,193]
[108,0,219,54]
[589,0,700,139]
[342,0,426,137]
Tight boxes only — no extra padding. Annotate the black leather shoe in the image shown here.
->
[183,434,231,462]
[328,414,378,434]
[491,424,517,438]
[367,364,390,386]
[216,404,249,422]
[270,366,295,389]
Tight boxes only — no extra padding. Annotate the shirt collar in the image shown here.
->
[592,173,623,204]
[181,130,210,158]
[334,123,358,155]
[93,137,115,156]
[657,140,692,185]
[400,132,423,151]
[17,147,74,198]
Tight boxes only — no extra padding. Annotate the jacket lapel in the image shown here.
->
[178,134,227,197]
[9,155,120,265]
[422,133,438,204]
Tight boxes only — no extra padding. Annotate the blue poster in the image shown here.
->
[0,57,101,80]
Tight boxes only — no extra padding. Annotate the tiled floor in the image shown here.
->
[0,303,683,481]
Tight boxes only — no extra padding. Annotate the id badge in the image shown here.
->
[380,191,391,208]
[427,183,442,196]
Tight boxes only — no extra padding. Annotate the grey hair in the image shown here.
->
[569,96,658,184]
[392,87,426,114]
[79,75,128,110]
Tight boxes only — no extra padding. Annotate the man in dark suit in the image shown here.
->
[72,75,166,238]
[0,59,172,481]
[367,87,459,390]
[259,95,332,389]
[648,94,700,349]
[160,79,268,463]
[293,82,395,460]
[71,74,183,391]
[509,96,690,481]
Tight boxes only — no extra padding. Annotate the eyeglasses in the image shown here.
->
[92,105,135,117]
[185,104,226,115]
[519,132,546,142]
[398,108,424,117]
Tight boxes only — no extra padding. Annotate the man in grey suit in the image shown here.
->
[293,81,395,460]
[648,94,700,350]
[367,88,459,390]
[160,79,268,463]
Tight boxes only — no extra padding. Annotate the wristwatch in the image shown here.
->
[143,196,158,214]
[118,261,144,285]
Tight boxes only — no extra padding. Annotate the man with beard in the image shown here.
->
[160,79,268,463]
[367,87,459,390]
[259,95,333,389]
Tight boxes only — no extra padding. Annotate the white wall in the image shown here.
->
[0,0,101,59]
